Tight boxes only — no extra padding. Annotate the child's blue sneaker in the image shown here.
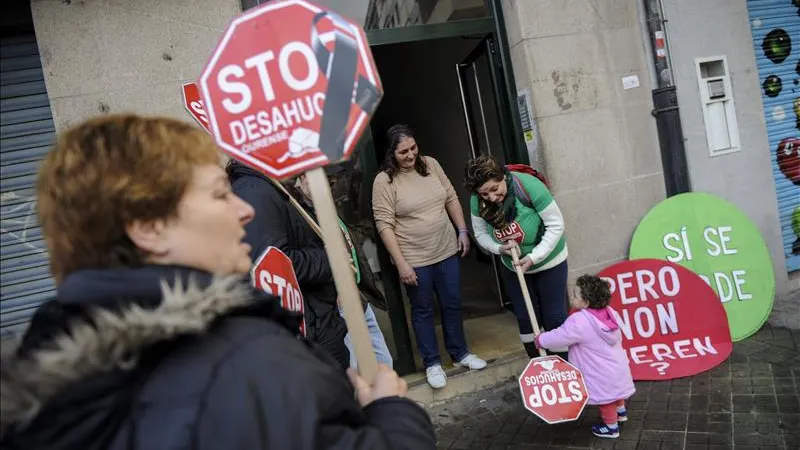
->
[591,424,620,439]
[617,407,628,422]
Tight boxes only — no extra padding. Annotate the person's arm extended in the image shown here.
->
[471,214,501,254]
[536,313,583,350]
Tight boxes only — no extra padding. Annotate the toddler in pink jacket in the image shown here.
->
[535,275,635,439]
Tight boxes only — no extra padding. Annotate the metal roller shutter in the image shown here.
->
[0,34,56,339]
[746,0,800,273]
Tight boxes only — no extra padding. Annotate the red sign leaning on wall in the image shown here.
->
[598,259,732,380]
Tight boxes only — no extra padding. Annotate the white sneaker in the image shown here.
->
[426,365,447,389]
[454,354,487,370]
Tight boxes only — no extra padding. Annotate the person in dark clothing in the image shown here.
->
[0,115,436,450]
[293,168,394,370]
[228,161,357,369]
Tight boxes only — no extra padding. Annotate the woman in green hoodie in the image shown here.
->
[464,156,569,358]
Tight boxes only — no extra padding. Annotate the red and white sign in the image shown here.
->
[599,259,732,380]
[494,221,526,243]
[251,246,306,336]
[519,355,589,424]
[181,81,211,133]
[199,0,383,180]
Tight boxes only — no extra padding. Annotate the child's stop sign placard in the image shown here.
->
[519,356,589,424]
[598,259,732,380]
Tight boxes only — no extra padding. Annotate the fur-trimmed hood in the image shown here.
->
[0,267,295,442]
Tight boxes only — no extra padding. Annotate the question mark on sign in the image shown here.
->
[650,362,670,375]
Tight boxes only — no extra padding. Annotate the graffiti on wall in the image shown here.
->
[749,0,800,271]
[0,191,45,254]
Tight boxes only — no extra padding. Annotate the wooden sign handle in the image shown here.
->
[510,247,547,358]
[264,175,357,275]
[306,167,378,382]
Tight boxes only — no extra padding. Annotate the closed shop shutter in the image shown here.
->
[746,0,800,272]
[0,34,56,338]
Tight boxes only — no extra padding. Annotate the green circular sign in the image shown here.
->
[629,193,775,341]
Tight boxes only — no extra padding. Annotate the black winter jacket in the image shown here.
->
[228,163,350,369]
[0,265,435,450]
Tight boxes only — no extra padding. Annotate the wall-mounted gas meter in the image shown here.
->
[694,55,740,157]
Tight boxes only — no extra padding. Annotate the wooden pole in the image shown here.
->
[306,167,378,381]
[510,247,546,357]
[264,175,357,275]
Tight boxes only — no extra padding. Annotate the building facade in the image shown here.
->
[659,0,799,326]
[1,0,796,370]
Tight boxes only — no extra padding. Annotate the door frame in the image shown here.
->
[455,35,515,312]
[363,3,527,375]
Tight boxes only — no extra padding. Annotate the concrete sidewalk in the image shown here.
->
[429,324,800,449]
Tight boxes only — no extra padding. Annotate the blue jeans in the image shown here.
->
[404,254,470,368]
[499,260,568,344]
[341,304,393,369]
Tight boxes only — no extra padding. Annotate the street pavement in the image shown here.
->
[429,324,800,450]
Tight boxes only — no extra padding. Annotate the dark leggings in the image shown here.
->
[499,260,568,344]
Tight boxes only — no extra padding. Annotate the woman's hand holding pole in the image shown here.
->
[509,244,546,358]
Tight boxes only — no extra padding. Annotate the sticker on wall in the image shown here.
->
[629,193,775,341]
[763,28,792,64]
[517,88,539,162]
[598,259,732,380]
[777,137,800,184]
[763,74,783,97]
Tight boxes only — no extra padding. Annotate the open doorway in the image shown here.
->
[369,35,506,321]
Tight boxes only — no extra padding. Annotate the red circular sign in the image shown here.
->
[251,246,306,336]
[518,355,589,424]
[598,259,732,380]
[199,0,382,179]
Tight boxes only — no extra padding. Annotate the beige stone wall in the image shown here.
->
[31,0,242,132]
[501,0,665,280]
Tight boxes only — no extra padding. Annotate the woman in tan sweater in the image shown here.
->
[372,124,486,389]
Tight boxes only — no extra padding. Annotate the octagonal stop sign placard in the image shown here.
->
[251,246,306,336]
[199,0,382,179]
[181,81,211,133]
[519,355,589,424]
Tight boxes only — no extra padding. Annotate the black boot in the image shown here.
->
[523,342,539,358]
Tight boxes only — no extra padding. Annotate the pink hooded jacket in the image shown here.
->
[536,307,635,405]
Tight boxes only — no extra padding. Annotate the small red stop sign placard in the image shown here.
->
[199,0,382,180]
[251,246,306,336]
[518,355,589,424]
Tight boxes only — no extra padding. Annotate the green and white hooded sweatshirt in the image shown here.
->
[470,172,568,273]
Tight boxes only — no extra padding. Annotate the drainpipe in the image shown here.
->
[642,0,691,196]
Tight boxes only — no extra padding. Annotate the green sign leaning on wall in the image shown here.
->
[629,193,775,341]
